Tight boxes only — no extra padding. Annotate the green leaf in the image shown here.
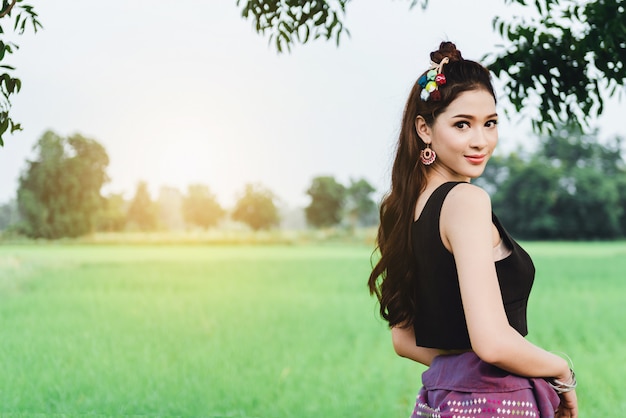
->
[0,116,9,137]
[10,120,21,133]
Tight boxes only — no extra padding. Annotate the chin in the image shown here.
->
[467,169,487,179]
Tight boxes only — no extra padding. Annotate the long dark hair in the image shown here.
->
[367,42,496,328]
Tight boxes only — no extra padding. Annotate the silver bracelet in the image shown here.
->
[547,368,577,394]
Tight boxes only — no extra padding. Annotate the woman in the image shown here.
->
[368,42,578,418]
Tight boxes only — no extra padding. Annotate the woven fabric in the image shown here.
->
[411,352,560,418]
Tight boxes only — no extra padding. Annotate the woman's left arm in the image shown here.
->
[391,325,442,366]
[443,185,575,382]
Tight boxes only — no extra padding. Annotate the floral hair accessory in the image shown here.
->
[418,57,449,101]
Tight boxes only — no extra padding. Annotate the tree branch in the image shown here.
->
[0,0,17,18]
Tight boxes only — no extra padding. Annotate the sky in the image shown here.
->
[0,0,623,208]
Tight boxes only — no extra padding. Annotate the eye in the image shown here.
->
[454,121,470,129]
[485,119,498,128]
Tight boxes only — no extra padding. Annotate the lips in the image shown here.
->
[465,154,486,164]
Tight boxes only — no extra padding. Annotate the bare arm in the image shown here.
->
[391,325,443,366]
[441,184,573,381]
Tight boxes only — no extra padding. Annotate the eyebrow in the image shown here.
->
[451,113,499,119]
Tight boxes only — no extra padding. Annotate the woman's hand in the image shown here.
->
[555,390,577,418]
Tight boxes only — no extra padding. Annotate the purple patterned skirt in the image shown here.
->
[411,352,560,418]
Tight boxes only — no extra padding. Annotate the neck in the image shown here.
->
[425,168,470,186]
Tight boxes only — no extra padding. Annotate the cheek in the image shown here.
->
[490,133,499,148]
[433,129,461,150]
[483,129,498,150]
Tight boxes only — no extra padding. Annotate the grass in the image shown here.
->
[0,241,624,417]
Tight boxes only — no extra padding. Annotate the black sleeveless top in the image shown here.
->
[411,181,535,349]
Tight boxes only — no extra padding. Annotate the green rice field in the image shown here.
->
[0,241,624,417]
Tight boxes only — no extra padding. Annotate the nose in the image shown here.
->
[470,126,490,149]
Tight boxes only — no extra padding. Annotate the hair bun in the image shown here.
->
[430,41,463,63]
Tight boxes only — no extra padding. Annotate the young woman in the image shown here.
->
[368,42,578,418]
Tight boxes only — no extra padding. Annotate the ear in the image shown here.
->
[414,115,432,145]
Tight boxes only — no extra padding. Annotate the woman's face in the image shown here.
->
[419,89,498,182]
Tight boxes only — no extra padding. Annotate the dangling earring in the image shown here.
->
[420,144,436,165]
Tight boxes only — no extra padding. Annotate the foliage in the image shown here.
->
[182,184,225,229]
[157,186,185,231]
[492,160,562,239]
[542,124,625,174]
[488,124,626,239]
[555,167,621,239]
[305,175,345,228]
[236,0,625,132]
[0,198,19,230]
[487,0,626,133]
[97,193,127,232]
[616,175,626,235]
[232,183,280,230]
[237,0,428,52]
[345,177,378,228]
[238,0,348,53]
[16,131,109,238]
[126,181,158,231]
[0,0,42,146]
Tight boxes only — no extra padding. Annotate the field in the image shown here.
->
[0,241,624,417]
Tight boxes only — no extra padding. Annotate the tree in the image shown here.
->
[345,178,378,228]
[182,184,225,229]
[0,1,42,146]
[492,160,562,239]
[488,0,626,133]
[232,183,280,231]
[0,198,19,230]
[489,124,626,239]
[97,193,126,232]
[17,130,109,238]
[158,186,185,230]
[616,175,626,236]
[540,125,624,175]
[236,0,626,132]
[553,167,621,239]
[538,125,624,239]
[305,175,345,228]
[126,181,158,231]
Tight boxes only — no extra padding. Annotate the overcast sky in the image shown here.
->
[0,1,623,207]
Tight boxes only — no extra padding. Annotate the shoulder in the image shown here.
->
[439,183,494,255]
[443,183,492,216]
[440,183,492,238]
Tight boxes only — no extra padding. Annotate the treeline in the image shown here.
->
[2,125,626,240]
[475,124,626,240]
[0,131,379,239]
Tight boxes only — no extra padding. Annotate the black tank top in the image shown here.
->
[411,181,535,349]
